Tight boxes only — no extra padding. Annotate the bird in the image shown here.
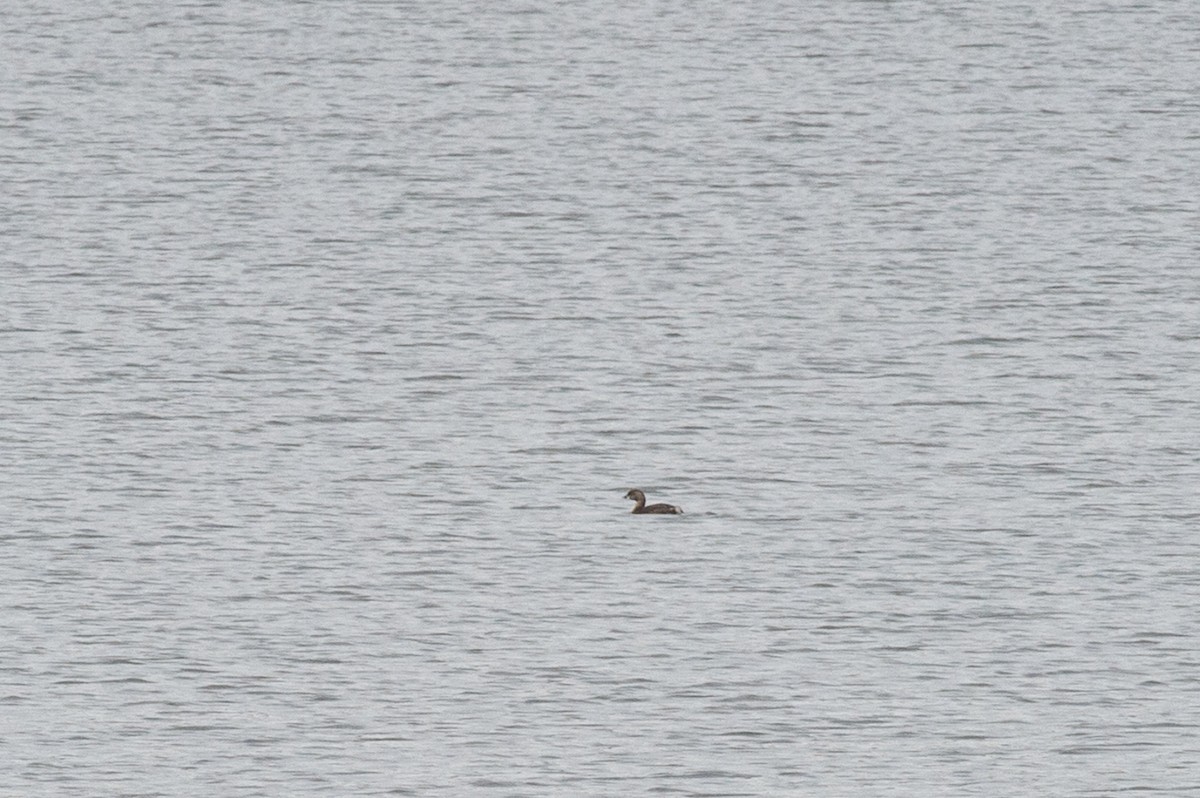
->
[624,488,683,514]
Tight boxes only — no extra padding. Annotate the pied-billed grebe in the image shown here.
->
[624,489,683,515]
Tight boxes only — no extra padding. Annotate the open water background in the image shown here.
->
[3,1,1199,795]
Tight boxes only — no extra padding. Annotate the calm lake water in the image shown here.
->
[3,1,1199,795]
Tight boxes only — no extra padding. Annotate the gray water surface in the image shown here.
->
[3,2,1199,796]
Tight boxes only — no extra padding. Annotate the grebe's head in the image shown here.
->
[624,489,644,501]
